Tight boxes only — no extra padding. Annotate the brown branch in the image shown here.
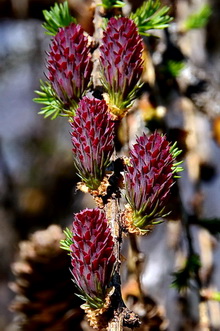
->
[128,233,145,302]
[107,306,141,330]
[107,314,124,331]
[91,1,141,329]
[92,2,126,328]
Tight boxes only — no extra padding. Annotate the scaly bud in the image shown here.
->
[46,23,92,112]
[70,96,115,190]
[124,132,181,233]
[69,208,116,309]
[100,17,144,117]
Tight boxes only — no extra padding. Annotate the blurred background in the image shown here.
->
[1,0,220,330]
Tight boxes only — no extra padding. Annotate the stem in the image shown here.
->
[182,208,202,291]
[106,199,122,268]
[129,233,145,301]
[122,115,130,154]
[107,315,123,331]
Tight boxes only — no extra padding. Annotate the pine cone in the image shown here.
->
[124,132,176,232]
[69,208,116,309]
[100,17,143,115]
[9,225,84,331]
[47,23,92,111]
[70,97,115,190]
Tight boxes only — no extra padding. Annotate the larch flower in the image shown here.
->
[46,23,92,112]
[100,17,144,116]
[70,96,115,190]
[68,208,116,309]
[124,132,182,233]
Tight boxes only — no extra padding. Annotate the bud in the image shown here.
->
[100,17,143,117]
[70,96,115,190]
[69,208,116,309]
[125,132,180,233]
[46,23,92,111]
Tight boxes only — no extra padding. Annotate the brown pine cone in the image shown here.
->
[9,225,84,331]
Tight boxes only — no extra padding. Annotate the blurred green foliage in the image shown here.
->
[101,0,125,9]
[166,60,186,77]
[183,4,212,31]
[130,0,172,36]
[171,254,201,291]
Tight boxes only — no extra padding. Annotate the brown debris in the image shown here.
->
[122,206,154,236]
[77,176,111,208]
[81,288,114,330]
